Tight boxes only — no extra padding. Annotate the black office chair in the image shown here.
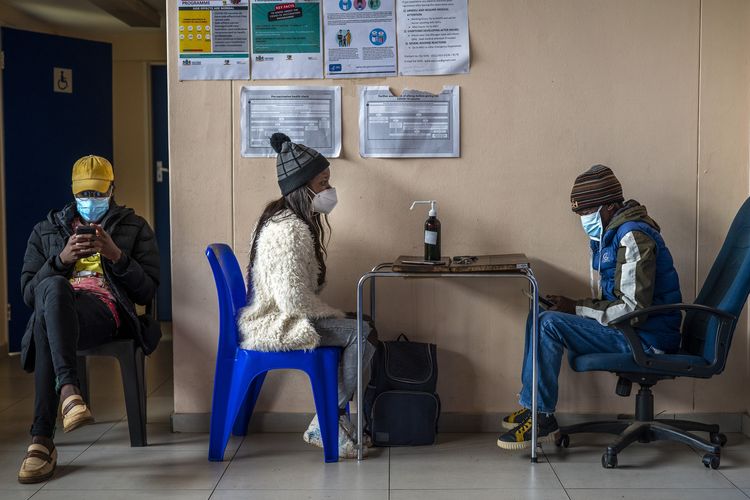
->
[556,198,750,469]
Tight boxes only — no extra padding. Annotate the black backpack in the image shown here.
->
[364,334,440,446]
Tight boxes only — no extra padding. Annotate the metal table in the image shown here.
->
[355,262,542,462]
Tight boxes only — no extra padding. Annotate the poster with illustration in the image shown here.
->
[178,0,250,80]
[250,0,324,79]
[322,0,396,78]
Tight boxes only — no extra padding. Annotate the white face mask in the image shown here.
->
[309,187,338,214]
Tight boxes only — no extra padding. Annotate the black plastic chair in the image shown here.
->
[557,198,750,469]
[76,338,147,447]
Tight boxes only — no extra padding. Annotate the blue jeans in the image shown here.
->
[518,311,631,414]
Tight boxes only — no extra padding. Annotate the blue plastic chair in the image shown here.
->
[206,243,341,462]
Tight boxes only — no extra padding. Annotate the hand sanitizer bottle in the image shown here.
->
[410,200,441,261]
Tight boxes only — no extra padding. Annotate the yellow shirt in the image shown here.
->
[73,252,104,276]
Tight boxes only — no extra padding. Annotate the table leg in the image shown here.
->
[356,274,369,462]
[528,273,540,463]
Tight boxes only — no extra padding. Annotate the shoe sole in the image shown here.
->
[496,431,559,451]
[63,414,95,433]
[18,465,56,484]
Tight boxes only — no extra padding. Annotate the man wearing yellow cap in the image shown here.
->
[16,155,160,483]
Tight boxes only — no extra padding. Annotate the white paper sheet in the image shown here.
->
[250,0,324,79]
[359,86,460,157]
[323,0,397,78]
[241,86,342,158]
[396,0,470,76]
[178,0,250,81]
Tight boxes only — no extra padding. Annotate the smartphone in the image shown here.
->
[523,290,555,308]
[75,226,96,236]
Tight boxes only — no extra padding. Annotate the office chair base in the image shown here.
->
[557,384,724,469]
[558,419,724,469]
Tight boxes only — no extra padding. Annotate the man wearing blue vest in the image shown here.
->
[498,165,682,450]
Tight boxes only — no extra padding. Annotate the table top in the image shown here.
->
[391,254,529,273]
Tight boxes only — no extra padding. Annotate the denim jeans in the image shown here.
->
[31,276,117,437]
[518,310,632,414]
[314,318,376,409]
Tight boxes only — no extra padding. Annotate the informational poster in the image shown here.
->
[397,0,470,76]
[250,0,324,79]
[241,86,342,157]
[323,0,397,78]
[359,86,460,158]
[178,0,250,80]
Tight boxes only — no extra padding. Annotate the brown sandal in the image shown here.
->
[17,443,57,484]
[61,394,94,433]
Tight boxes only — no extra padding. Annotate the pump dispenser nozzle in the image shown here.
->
[410,200,437,217]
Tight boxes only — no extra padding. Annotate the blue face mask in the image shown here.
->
[76,197,111,222]
[580,207,603,241]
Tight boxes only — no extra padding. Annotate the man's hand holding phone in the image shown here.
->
[59,226,97,265]
[546,295,577,314]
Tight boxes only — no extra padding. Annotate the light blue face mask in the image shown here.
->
[76,197,111,222]
[580,206,603,241]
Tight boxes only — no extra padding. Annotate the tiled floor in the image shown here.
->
[1,337,750,500]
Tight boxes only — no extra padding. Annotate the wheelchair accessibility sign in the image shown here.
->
[53,68,73,94]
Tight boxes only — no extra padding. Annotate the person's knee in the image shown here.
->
[35,276,73,305]
[539,311,568,340]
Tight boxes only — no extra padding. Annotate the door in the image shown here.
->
[151,65,171,321]
[2,28,112,352]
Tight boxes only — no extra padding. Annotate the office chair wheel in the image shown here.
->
[702,453,720,469]
[601,452,618,469]
[555,434,570,448]
[710,432,727,447]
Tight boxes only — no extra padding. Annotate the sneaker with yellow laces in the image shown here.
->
[501,408,530,430]
[497,412,559,450]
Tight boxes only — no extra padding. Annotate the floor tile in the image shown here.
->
[44,448,228,490]
[31,490,211,500]
[389,434,560,490]
[566,489,749,500]
[548,445,734,489]
[91,421,242,453]
[0,490,33,500]
[712,439,750,488]
[0,449,81,492]
[390,490,568,500]
[0,416,116,451]
[211,491,388,500]
[217,433,388,490]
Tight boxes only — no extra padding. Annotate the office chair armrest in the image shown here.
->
[607,303,735,327]
[610,304,736,377]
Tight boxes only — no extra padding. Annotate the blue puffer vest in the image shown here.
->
[590,204,683,352]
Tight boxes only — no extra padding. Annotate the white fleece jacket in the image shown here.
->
[237,210,344,351]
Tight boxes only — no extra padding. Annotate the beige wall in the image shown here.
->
[168,0,750,417]
[0,4,165,350]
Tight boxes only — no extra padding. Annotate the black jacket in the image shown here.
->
[20,202,161,372]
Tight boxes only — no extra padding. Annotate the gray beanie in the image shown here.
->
[270,133,330,196]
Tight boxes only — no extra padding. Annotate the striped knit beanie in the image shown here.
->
[570,165,624,213]
[270,133,329,196]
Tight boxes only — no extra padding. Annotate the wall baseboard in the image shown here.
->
[172,411,750,434]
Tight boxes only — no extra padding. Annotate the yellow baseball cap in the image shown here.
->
[71,155,114,194]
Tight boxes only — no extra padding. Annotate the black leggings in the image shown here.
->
[31,276,118,437]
